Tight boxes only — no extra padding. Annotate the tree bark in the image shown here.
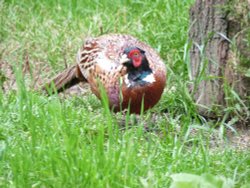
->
[189,0,250,120]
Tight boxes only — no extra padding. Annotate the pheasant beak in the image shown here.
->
[120,54,131,65]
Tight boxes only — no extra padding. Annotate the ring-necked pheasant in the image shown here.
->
[43,34,166,114]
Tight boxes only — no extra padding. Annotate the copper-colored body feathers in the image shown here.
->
[43,34,166,114]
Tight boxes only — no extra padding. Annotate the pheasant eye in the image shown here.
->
[127,48,141,58]
[129,50,140,57]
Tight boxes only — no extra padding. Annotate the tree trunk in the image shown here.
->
[189,0,250,121]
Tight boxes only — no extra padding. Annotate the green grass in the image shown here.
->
[0,0,249,187]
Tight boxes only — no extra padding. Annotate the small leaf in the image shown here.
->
[241,183,250,188]
[245,69,250,77]
[201,174,234,188]
[170,173,235,188]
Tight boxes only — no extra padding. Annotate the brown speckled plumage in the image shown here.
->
[43,34,166,114]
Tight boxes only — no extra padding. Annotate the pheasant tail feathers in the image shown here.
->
[43,65,86,93]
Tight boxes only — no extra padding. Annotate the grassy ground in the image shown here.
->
[0,0,249,187]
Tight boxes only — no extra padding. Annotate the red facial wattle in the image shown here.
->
[132,57,142,67]
[128,49,143,68]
